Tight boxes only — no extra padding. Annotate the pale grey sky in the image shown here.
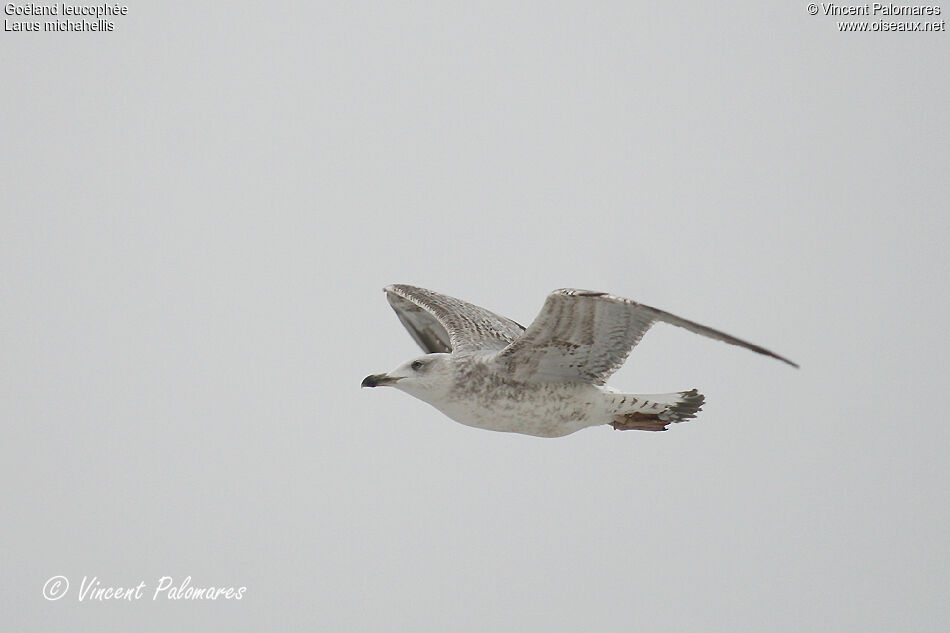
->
[2,2,948,631]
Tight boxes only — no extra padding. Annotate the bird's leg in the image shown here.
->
[610,412,671,432]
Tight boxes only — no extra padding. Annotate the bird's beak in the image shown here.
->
[361,373,401,388]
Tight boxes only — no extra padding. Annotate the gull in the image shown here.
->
[362,284,797,438]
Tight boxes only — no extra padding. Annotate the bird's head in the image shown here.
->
[361,353,454,401]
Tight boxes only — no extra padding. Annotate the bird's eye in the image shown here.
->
[410,360,424,371]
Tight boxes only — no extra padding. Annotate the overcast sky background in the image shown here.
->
[2,2,948,631]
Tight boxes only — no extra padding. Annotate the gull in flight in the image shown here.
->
[362,285,797,438]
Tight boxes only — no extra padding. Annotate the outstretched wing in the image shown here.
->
[495,289,797,384]
[384,284,526,354]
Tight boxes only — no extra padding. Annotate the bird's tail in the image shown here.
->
[607,389,705,432]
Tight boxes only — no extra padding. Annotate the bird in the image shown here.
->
[362,284,797,438]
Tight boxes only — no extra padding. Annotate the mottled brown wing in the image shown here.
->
[385,284,526,354]
[496,289,797,384]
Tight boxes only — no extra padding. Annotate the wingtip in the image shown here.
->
[383,283,411,295]
[552,288,606,297]
[385,283,422,293]
[770,353,800,369]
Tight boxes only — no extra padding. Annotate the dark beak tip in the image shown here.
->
[362,373,398,388]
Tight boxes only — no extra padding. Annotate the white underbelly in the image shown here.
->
[432,382,609,438]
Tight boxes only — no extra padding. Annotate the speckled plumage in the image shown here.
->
[362,285,796,438]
